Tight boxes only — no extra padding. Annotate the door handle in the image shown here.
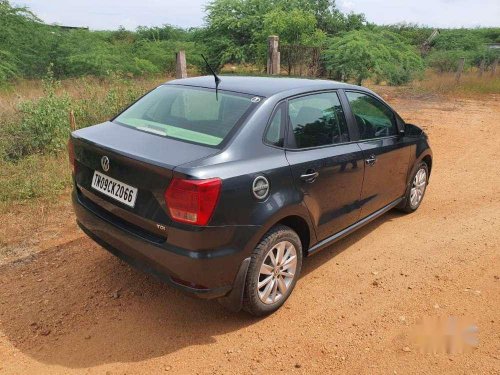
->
[365,154,377,166]
[300,170,319,183]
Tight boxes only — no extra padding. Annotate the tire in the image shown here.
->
[399,162,429,213]
[242,225,303,316]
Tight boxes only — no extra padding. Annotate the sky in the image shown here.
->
[13,0,500,30]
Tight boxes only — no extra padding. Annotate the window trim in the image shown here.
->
[282,90,353,151]
[343,89,401,142]
[262,101,287,149]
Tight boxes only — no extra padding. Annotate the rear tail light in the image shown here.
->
[68,138,76,175]
[165,178,221,226]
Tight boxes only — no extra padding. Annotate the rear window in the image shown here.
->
[114,85,257,146]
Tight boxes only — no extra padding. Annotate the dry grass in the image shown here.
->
[0,153,70,211]
[0,75,167,124]
[384,71,500,98]
[409,71,500,96]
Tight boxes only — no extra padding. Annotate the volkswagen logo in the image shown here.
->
[101,156,110,172]
[252,176,270,200]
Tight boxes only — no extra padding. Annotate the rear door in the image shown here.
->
[284,91,365,241]
[343,91,411,218]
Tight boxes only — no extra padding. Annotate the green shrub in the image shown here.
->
[5,70,71,159]
[0,50,18,81]
[426,50,469,72]
[381,23,434,47]
[71,75,148,128]
[425,29,500,72]
[427,47,499,73]
[432,29,486,51]
[323,29,424,85]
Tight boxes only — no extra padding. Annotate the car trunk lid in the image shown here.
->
[72,121,219,238]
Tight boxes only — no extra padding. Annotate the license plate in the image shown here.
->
[91,171,138,208]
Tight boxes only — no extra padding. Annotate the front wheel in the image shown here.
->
[399,162,429,213]
[242,225,303,316]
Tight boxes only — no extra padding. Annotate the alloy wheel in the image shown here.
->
[410,168,427,208]
[257,241,297,304]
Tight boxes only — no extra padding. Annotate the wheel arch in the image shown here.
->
[275,215,312,257]
[248,203,316,259]
[407,148,432,187]
[422,154,432,178]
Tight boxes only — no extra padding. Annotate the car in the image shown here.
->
[69,75,432,316]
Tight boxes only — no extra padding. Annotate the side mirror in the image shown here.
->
[396,117,406,136]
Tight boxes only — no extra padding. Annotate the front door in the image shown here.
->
[284,91,365,241]
[344,91,411,218]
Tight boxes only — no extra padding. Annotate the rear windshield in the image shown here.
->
[114,85,257,147]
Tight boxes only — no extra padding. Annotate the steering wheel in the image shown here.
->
[355,114,369,138]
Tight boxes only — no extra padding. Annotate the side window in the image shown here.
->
[288,92,349,149]
[264,104,284,147]
[345,92,397,140]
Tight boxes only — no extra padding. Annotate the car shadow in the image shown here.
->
[301,210,405,277]
[0,210,403,369]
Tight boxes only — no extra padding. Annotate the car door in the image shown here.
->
[343,91,411,219]
[284,91,365,241]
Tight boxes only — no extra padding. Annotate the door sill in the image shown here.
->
[307,197,403,255]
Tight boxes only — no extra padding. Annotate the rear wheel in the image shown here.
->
[242,225,302,316]
[399,162,428,213]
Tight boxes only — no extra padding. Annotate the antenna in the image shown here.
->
[201,54,221,100]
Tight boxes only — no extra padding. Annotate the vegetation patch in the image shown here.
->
[323,29,424,85]
[2,0,497,85]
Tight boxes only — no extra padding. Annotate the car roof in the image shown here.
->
[165,75,363,97]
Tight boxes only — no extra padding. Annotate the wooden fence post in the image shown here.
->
[478,59,486,77]
[267,35,280,75]
[491,58,498,76]
[455,57,465,83]
[69,110,76,131]
[420,29,440,55]
[176,50,187,79]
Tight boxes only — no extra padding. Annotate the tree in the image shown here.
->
[323,29,424,85]
[136,24,189,42]
[262,9,323,45]
[203,0,273,65]
[201,0,365,68]
[0,50,17,81]
[0,0,58,80]
[381,23,434,47]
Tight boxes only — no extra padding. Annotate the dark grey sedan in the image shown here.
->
[69,76,432,316]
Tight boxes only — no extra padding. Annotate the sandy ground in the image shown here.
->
[0,94,499,374]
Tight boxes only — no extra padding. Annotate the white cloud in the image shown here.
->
[12,0,500,30]
[13,0,208,29]
[336,0,500,28]
[340,1,355,12]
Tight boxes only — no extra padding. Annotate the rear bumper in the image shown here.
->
[72,189,259,300]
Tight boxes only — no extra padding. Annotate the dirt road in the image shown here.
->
[1,94,499,374]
